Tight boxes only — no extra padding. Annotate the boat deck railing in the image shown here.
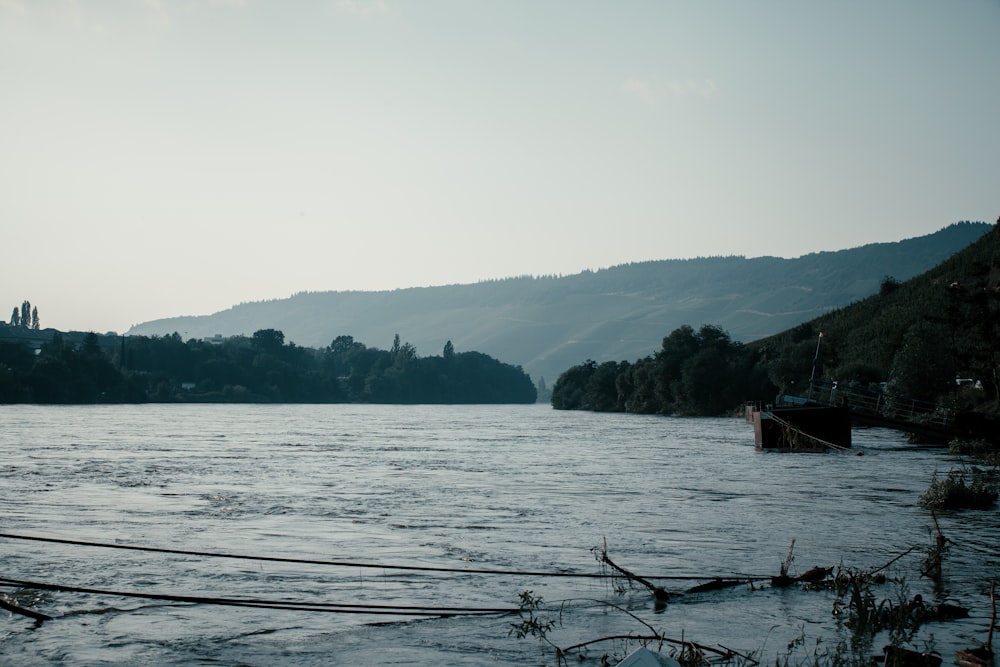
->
[802,380,956,429]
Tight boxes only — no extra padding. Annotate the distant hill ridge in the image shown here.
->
[128,222,991,384]
[751,219,1000,381]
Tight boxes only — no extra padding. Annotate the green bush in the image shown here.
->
[919,467,998,510]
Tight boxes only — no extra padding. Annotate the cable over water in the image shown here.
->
[1,404,994,665]
[0,532,773,581]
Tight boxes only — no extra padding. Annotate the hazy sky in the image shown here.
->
[2,1,997,334]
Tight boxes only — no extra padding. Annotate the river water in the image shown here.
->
[0,404,997,666]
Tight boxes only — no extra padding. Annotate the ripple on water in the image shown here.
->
[0,405,994,665]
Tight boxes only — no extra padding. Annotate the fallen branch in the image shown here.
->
[771,538,797,587]
[921,512,950,581]
[868,545,918,578]
[771,541,834,588]
[598,542,671,603]
[0,596,52,623]
[955,580,996,667]
[686,578,748,594]
[991,579,996,650]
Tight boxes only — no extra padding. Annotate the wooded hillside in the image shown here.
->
[754,220,1000,405]
[128,222,990,386]
[551,221,1000,427]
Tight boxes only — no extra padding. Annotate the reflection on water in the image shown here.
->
[1,404,998,665]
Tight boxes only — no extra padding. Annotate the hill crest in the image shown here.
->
[128,222,991,384]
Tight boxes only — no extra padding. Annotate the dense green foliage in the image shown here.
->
[0,330,537,404]
[127,223,990,387]
[918,466,998,510]
[753,221,1000,411]
[552,222,1000,419]
[551,324,774,416]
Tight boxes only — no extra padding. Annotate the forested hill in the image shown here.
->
[751,220,1000,399]
[129,222,990,385]
[550,220,999,431]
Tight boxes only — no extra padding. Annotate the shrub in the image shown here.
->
[919,467,998,510]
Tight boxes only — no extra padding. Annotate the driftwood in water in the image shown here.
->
[908,594,969,622]
[686,578,748,594]
[955,646,994,667]
[796,566,833,583]
[990,580,997,651]
[771,538,797,587]
[771,568,833,588]
[769,539,833,588]
[0,596,52,623]
[597,542,763,598]
[598,545,671,603]
[882,645,943,667]
[955,580,996,667]
[921,512,950,583]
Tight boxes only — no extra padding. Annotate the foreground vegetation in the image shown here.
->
[0,329,537,404]
[512,534,995,667]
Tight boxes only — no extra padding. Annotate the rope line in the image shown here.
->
[0,577,515,616]
[765,412,852,452]
[0,532,769,581]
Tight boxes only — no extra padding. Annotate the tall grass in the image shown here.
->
[919,466,998,511]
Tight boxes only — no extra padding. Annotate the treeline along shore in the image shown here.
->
[0,328,537,405]
[3,221,997,415]
[551,222,1000,443]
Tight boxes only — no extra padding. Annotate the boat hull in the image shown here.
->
[750,405,852,451]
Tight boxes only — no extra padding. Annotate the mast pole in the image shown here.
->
[809,332,824,392]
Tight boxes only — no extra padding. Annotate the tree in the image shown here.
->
[391,333,402,360]
[329,335,358,354]
[552,323,774,416]
[252,329,285,354]
[676,347,732,415]
[10,307,20,327]
[551,360,597,410]
[831,361,883,387]
[21,301,30,328]
[82,332,101,356]
[389,334,416,368]
[880,275,901,296]
[0,328,535,405]
[653,325,699,409]
[443,340,455,360]
[887,320,955,401]
[586,360,629,412]
[31,306,40,330]
[766,336,826,396]
[620,357,658,413]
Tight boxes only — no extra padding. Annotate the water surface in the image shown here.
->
[1,404,997,665]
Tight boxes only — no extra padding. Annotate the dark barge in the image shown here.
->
[746,396,852,451]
